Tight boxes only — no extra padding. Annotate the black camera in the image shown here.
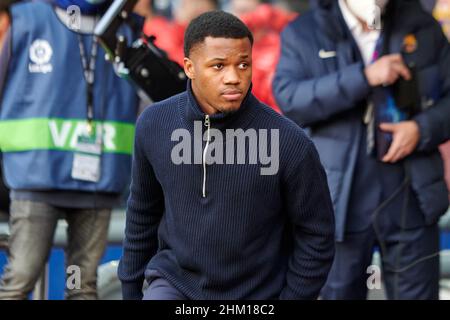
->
[392,61,421,118]
[94,0,187,102]
[374,58,422,160]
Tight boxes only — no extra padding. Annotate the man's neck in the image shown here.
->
[191,83,219,116]
[197,99,218,116]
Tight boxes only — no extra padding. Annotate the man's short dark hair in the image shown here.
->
[184,10,254,57]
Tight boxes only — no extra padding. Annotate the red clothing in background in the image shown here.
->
[143,16,186,67]
[240,4,297,113]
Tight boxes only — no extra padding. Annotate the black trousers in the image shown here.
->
[321,222,440,300]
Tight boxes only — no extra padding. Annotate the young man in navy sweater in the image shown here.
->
[118,10,335,300]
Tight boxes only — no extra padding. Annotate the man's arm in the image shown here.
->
[117,115,165,300]
[413,22,450,152]
[273,24,371,128]
[378,22,450,163]
[280,139,335,300]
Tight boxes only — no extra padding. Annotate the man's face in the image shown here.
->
[184,37,252,115]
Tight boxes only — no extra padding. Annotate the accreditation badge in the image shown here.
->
[71,125,102,183]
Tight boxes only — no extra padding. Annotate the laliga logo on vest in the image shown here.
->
[29,39,53,74]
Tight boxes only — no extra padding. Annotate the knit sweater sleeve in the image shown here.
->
[279,139,335,300]
[118,115,165,300]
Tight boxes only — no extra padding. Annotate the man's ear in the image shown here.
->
[184,57,195,80]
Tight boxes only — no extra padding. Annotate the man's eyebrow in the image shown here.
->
[206,57,226,62]
[206,55,250,63]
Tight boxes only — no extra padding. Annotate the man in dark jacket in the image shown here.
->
[118,10,335,300]
[274,0,450,299]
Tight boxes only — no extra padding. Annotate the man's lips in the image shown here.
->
[221,90,243,101]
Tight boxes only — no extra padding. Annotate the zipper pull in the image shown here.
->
[202,115,211,198]
[204,115,211,141]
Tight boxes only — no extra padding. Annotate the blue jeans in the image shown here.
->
[0,200,111,300]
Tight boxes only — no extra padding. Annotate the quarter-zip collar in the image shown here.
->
[180,80,259,198]
[181,80,258,132]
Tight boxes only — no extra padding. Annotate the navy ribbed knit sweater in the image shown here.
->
[118,84,335,300]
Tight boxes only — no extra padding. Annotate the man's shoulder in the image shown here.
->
[253,102,318,176]
[253,101,304,131]
[279,11,322,53]
[11,0,50,14]
[253,101,312,146]
[136,92,185,129]
[10,1,53,26]
[283,10,316,36]
[140,92,184,117]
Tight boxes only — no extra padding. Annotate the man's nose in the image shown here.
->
[223,67,241,85]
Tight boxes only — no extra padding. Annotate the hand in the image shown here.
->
[380,121,420,163]
[364,54,411,87]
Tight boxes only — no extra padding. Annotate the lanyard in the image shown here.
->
[365,33,385,156]
[371,33,384,63]
[77,34,99,135]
